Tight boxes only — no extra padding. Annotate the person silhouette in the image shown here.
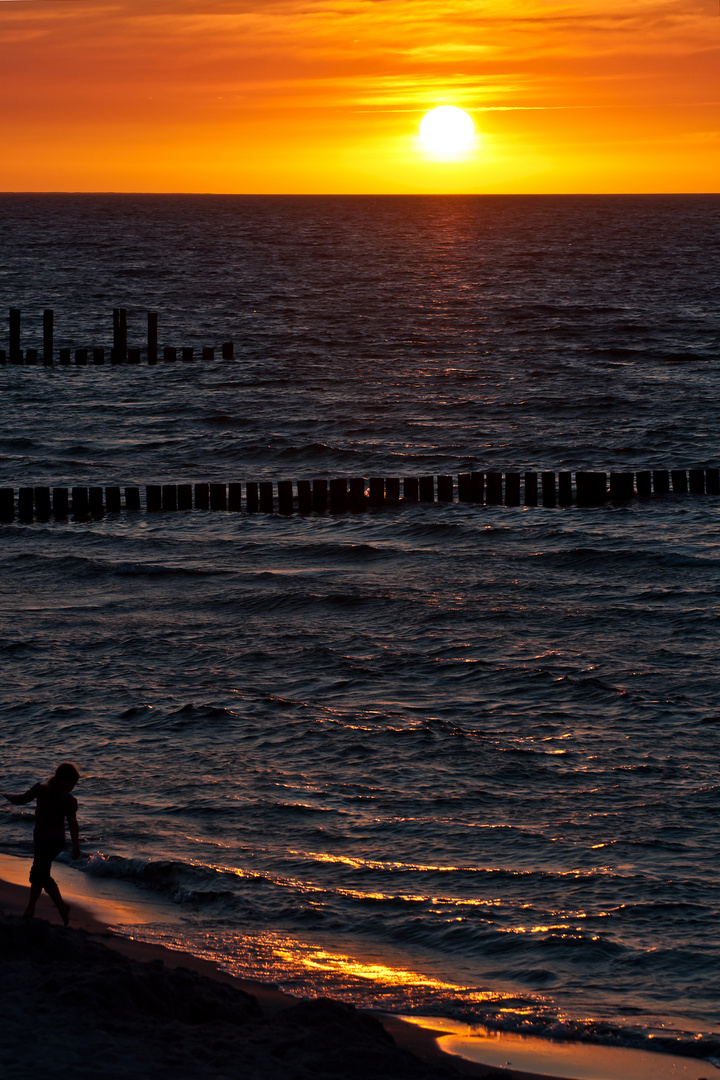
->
[2,762,81,925]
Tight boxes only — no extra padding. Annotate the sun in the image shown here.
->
[419,106,475,156]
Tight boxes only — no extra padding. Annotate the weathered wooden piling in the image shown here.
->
[34,487,51,519]
[105,486,121,513]
[113,308,127,362]
[706,468,720,495]
[386,477,400,502]
[689,469,705,495]
[419,476,434,502]
[636,471,652,497]
[404,477,419,502]
[178,484,193,511]
[43,310,53,365]
[330,478,347,512]
[26,349,38,365]
[9,309,21,362]
[164,347,177,363]
[653,470,669,494]
[162,484,177,511]
[210,483,227,511]
[182,347,194,362]
[437,475,453,502]
[52,487,69,519]
[369,477,385,506]
[202,347,214,361]
[0,350,6,364]
[505,472,520,506]
[72,487,89,519]
[259,482,274,513]
[524,471,538,506]
[146,485,162,512]
[228,483,242,512]
[93,348,105,365]
[18,487,34,520]
[0,489,14,521]
[457,474,472,501]
[671,469,688,494]
[313,478,328,513]
[349,477,366,510]
[542,471,556,507]
[576,472,607,506]
[147,313,158,364]
[278,480,293,514]
[59,348,71,366]
[194,483,210,511]
[609,472,634,501]
[89,487,104,516]
[75,349,88,366]
[246,481,260,513]
[486,472,502,505]
[127,348,140,364]
[558,472,573,505]
[222,342,234,360]
[297,479,312,514]
[125,487,141,512]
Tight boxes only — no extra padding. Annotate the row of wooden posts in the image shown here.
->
[1,468,718,522]
[1,309,233,365]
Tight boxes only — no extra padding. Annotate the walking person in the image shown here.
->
[2,761,81,925]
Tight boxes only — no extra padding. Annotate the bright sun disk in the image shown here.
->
[419,106,475,155]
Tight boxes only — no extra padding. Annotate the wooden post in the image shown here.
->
[278,480,293,514]
[128,348,141,364]
[542,471,556,507]
[228,483,242,512]
[210,483,228,511]
[201,347,214,361]
[259,482,274,513]
[609,473,634,501]
[222,342,234,360]
[0,489,14,522]
[59,348,71,365]
[75,348,88,366]
[147,312,158,364]
[505,473,520,506]
[652,470,669,494]
[312,478,327,513]
[689,469,705,495]
[25,349,38,365]
[558,472,573,505]
[52,487,69,519]
[105,487,121,513]
[369,477,385,506]
[34,487,51,520]
[18,488,34,521]
[349,477,366,510]
[146,485,162,512]
[164,347,177,362]
[706,468,720,496]
[636,471,651,497]
[437,475,453,502]
[385,477,400,502]
[182,347,194,362]
[72,487,89,519]
[471,472,484,502]
[671,469,688,494]
[297,479,312,514]
[418,476,434,502]
[329,478,347,513]
[246,481,259,513]
[486,472,502,504]
[0,350,6,364]
[404,477,419,502]
[113,308,127,361]
[178,484,193,511]
[88,487,104,516]
[524,472,538,506]
[162,484,178,511]
[125,487,141,512]
[43,309,53,365]
[93,348,105,365]
[457,474,472,501]
[194,483,210,510]
[575,472,607,506]
[9,308,21,362]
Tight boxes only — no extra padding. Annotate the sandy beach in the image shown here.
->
[2,861,714,1080]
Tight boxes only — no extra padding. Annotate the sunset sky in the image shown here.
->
[1,0,718,193]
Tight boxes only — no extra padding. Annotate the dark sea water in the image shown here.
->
[1,194,720,1063]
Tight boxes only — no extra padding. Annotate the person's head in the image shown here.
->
[49,762,80,794]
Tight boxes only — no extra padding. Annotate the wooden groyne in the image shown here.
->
[2,309,233,365]
[1,469,718,521]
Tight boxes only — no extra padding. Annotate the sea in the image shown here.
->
[1,193,719,1063]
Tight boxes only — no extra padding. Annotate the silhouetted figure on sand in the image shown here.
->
[2,762,80,925]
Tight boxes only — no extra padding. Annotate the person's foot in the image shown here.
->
[22,908,35,920]
[59,903,70,927]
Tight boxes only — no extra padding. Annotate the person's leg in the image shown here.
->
[23,882,43,919]
[28,838,67,922]
[44,876,70,926]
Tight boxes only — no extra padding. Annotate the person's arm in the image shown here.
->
[67,807,80,859]
[1,785,38,806]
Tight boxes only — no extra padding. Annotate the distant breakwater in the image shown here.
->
[1,469,718,522]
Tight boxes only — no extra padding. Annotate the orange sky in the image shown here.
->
[0,0,718,192]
